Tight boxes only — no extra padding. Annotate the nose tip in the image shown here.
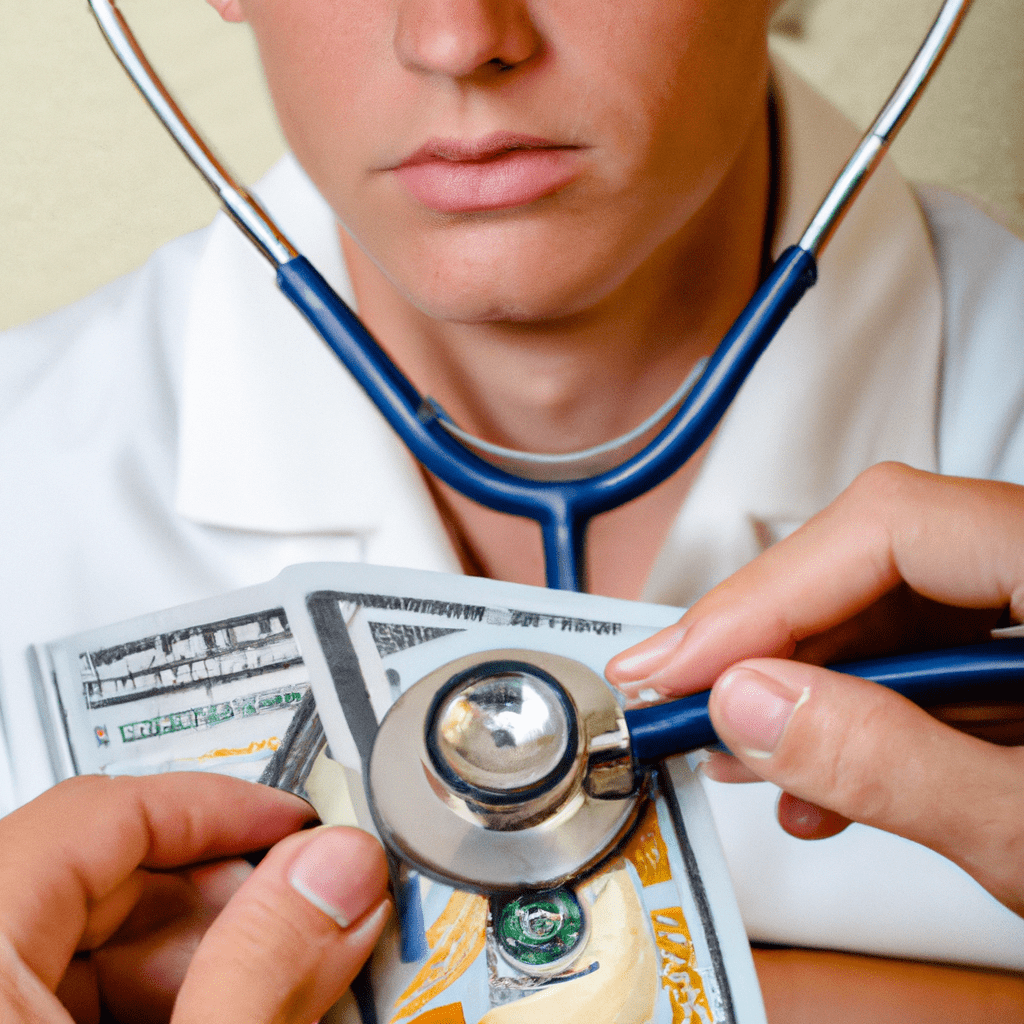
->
[394,0,540,80]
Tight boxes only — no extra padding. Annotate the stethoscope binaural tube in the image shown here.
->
[88,0,972,592]
[81,0,1024,896]
[275,245,817,591]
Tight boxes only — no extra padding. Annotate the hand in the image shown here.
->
[607,463,1024,917]
[0,772,390,1023]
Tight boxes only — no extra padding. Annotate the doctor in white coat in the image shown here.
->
[1,0,1024,1016]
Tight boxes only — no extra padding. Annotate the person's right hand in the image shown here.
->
[0,772,390,1023]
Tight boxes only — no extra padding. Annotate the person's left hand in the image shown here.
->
[606,465,1024,917]
[0,772,390,1023]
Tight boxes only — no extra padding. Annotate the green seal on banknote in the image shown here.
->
[494,887,587,973]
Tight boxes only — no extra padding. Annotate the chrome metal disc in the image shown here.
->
[427,661,577,805]
[367,649,640,893]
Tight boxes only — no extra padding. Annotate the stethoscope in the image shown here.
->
[89,0,971,593]
[364,639,1024,892]
[88,0,1024,894]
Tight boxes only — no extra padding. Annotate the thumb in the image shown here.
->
[172,826,391,1024]
[707,659,1024,916]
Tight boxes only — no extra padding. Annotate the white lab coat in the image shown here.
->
[2,62,1023,967]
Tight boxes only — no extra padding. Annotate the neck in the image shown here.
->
[341,108,772,458]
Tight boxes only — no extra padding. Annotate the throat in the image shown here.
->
[422,438,710,599]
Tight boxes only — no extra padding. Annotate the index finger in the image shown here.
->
[608,464,1024,696]
[0,773,314,991]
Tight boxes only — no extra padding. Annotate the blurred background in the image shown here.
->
[2,0,1022,331]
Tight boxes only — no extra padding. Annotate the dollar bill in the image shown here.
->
[31,562,766,1023]
[31,563,680,787]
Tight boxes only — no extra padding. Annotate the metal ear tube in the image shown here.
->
[88,0,973,593]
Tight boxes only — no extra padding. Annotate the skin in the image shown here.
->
[609,464,1024,1015]
[0,773,390,1023]
[210,0,775,597]
[608,463,1024,917]
[6,470,1022,1023]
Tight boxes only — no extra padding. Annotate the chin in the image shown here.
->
[405,279,590,325]
[388,223,641,326]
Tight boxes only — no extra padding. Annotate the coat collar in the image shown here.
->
[176,60,941,600]
[644,60,942,604]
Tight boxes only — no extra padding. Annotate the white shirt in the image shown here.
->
[2,62,1023,968]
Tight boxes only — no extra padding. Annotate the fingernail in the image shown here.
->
[289,828,385,930]
[607,624,687,683]
[348,898,393,945]
[715,667,808,758]
[621,686,669,709]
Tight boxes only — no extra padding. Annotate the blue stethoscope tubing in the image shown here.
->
[276,245,817,592]
[88,0,1022,757]
[625,637,1024,763]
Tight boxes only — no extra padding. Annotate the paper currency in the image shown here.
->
[31,562,766,1024]
[31,563,680,788]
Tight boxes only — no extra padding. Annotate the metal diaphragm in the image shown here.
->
[367,648,640,892]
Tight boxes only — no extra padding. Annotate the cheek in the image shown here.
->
[244,0,388,187]
[608,3,770,161]
[544,0,770,230]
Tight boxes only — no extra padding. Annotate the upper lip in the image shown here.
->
[395,132,574,168]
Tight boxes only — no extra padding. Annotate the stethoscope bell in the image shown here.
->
[367,649,643,892]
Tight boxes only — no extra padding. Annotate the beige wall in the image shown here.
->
[772,0,1024,233]
[1,0,285,332]
[2,0,1021,332]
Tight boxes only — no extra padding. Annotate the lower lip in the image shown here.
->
[395,148,581,214]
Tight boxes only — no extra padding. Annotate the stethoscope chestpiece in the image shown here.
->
[367,649,642,893]
[425,659,581,827]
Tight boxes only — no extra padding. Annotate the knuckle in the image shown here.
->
[238,887,311,955]
[844,463,924,545]
[825,699,894,822]
[848,461,917,508]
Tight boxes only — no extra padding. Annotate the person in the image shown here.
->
[2,0,1023,1014]
[607,464,1024,1016]
[0,771,390,1023]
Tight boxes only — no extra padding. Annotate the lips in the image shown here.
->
[393,132,582,214]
